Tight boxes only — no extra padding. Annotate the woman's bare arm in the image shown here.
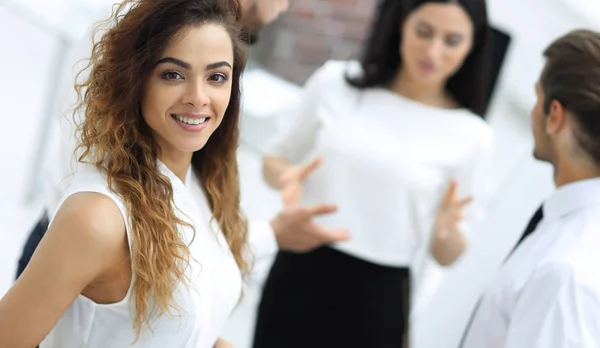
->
[0,192,126,348]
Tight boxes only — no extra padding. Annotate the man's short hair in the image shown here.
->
[541,29,600,164]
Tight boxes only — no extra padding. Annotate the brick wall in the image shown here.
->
[250,0,378,85]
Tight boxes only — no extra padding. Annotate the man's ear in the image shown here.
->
[545,99,567,135]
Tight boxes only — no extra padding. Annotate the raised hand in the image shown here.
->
[270,203,350,253]
[434,180,473,241]
[278,157,323,207]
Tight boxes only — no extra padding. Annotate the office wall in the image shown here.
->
[0,6,61,292]
[250,0,376,84]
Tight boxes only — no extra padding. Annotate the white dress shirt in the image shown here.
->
[461,177,600,348]
[269,60,494,297]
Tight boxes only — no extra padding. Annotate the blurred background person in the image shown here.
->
[253,0,495,346]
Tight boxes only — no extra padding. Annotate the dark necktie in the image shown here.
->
[505,205,544,260]
[458,204,544,347]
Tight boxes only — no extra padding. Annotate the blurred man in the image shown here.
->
[17,0,349,279]
[460,29,600,347]
[240,0,290,36]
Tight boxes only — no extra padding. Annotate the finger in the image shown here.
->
[300,156,323,179]
[307,203,339,216]
[442,180,458,204]
[456,196,473,207]
[318,228,351,243]
[214,339,234,348]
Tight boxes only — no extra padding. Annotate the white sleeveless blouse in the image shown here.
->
[40,162,242,348]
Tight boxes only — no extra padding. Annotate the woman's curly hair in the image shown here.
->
[73,0,247,338]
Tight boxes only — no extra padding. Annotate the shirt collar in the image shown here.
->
[543,177,600,222]
[157,160,193,191]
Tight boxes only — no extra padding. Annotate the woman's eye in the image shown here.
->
[210,73,228,83]
[162,71,184,80]
[445,36,464,47]
[416,26,433,39]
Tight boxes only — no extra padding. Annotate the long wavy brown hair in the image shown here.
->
[73,0,248,338]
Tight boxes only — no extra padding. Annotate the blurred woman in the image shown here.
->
[253,0,494,346]
[0,0,247,347]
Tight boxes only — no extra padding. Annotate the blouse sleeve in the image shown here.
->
[246,220,278,264]
[267,61,338,163]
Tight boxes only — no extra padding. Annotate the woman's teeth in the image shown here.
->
[172,114,207,125]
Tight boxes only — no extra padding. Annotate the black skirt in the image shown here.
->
[252,247,410,348]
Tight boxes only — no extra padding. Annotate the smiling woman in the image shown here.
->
[0,0,248,347]
[141,23,236,164]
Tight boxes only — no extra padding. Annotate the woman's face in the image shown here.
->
[400,2,474,85]
[141,23,234,160]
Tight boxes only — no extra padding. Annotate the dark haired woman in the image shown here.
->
[253,0,495,347]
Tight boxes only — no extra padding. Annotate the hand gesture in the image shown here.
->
[278,157,323,207]
[271,203,350,253]
[434,180,472,241]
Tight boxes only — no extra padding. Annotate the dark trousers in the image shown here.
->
[16,212,49,280]
[252,247,410,348]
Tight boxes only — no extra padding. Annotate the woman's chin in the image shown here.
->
[167,140,210,156]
